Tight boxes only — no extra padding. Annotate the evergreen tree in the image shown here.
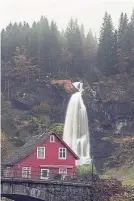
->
[1,10,134,80]
[1,22,14,61]
[28,21,38,64]
[84,29,97,62]
[1,29,7,61]
[118,12,128,52]
[83,30,98,81]
[49,20,61,77]
[37,16,50,74]
[66,18,84,77]
[97,12,116,75]
[80,24,85,44]
[126,10,134,54]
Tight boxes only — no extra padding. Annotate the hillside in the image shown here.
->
[1,80,71,147]
[1,10,134,193]
[1,132,14,162]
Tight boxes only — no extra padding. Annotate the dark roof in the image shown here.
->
[3,132,79,165]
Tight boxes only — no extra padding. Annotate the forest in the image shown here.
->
[1,10,134,91]
[1,8,134,152]
[1,9,134,139]
[1,9,134,200]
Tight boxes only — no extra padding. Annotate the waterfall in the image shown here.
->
[63,82,91,165]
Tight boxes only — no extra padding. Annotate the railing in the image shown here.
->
[1,165,99,183]
[3,165,134,187]
[1,165,84,183]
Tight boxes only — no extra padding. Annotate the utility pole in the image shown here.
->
[91,157,94,184]
[7,80,10,100]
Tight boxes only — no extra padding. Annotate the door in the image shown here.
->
[40,169,49,179]
[59,168,67,179]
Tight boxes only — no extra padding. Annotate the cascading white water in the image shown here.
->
[63,82,91,165]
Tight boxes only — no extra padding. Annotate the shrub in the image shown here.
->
[48,123,64,134]
[76,164,96,176]
[32,102,50,114]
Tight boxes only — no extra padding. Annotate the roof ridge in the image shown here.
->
[3,131,79,165]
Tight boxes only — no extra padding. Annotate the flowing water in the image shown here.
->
[63,82,91,165]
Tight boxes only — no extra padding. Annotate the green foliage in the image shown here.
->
[52,82,65,90]
[32,102,50,114]
[76,164,96,176]
[97,12,117,75]
[118,12,128,51]
[1,94,12,122]
[1,10,134,81]
[1,132,13,161]
[48,123,64,134]
[30,115,50,127]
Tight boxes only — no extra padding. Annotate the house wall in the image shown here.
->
[8,134,77,178]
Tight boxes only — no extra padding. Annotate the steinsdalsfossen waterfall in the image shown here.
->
[63,82,91,165]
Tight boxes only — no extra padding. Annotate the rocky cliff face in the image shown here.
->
[2,80,70,147]
[85,73,134,172]
[2,74,134,172]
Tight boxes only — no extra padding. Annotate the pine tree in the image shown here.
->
[97,12,116,75]
[127,10,134,53]
[84,29,97,62]
[28,21,38,64]
[118,12,128,52]
[37,16,50,74]
[116,48,128,74]
[66,18,84,77]
[1,29,8,61]
[80,24,85,44]
[49,20,61,77]
[83,29,98,81]
[1,22,14,61]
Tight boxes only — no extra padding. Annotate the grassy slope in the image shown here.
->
[100,137,134,187]
[92,73,134,187]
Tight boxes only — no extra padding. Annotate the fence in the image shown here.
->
[1,165,78,181]
[2,164,134,188]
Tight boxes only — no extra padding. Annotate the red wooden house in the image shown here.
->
[3,132,79,180]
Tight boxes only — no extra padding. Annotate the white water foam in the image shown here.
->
[63,82,91,165]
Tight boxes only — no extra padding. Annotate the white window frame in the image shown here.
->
[22,167,31,178]
[59,148,66,159]
[40,168,49,179]
[50,135,55,142]
[5,167,11,177]
[37,147,45,159]
[59,168,67,175]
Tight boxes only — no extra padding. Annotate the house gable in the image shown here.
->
[16,132,78,167]
[45,133,79,160]
[4,132,79,167]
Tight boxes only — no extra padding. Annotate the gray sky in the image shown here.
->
[1,0,134,37]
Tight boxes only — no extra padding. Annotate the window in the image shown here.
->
[59,148,66,159]
[5,167,11,177]
[50,135,55,142]
[59,168,67,175]
[37,147,45,159]
[40,169,49,179]
[22,167,31,178]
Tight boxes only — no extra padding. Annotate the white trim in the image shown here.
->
[37,147,45,159]
[5,167,11,177]
[59,148,66,159]
[50,135,55,142]
[40,165,73,168]
[59,168,67,175]
[40,169,49,179]
[22,167,31,178]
